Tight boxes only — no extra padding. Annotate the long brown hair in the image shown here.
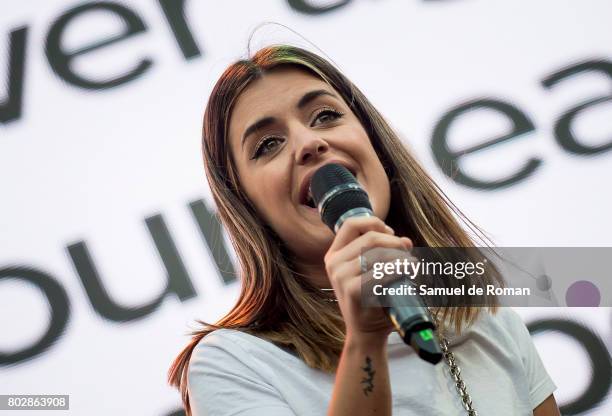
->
[168,45,498,415]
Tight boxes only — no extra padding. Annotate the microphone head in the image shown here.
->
[310,163,372,232]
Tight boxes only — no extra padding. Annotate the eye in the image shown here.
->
[251,136,284,160]
[312,107,344,126]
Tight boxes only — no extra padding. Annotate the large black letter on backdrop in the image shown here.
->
[189,199,236,284]
[0,27,27,124]
[0,267,70,365]
[287,0,351,15]
[542,60,612,155]
[45,1,152,89]
[158,0,201,59]
[67,214,196,322]
[528,319,611,415]
[431,98,540,190]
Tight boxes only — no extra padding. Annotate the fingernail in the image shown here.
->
[385,225,394,234]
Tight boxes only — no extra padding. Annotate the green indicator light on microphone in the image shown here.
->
[419,329,433,341]
[409,327,442,364]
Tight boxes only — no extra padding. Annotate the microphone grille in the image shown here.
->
[310,163,372,231]
[310,163,358,205]
[320,191,371,230]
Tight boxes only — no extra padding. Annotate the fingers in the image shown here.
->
[322,217,417,337]
[334,246,418,285]
[327,216,392,254]
[332,230,412,265]
[325,233,411,286]
[325,216,413,277]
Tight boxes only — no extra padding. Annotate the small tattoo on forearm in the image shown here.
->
[360,356,376,396]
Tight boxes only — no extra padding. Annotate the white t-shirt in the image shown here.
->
[187,307,556,415]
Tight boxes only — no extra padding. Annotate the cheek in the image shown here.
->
[338,126,380,168]
[352,138,391,218]
[369,165,391,220]
[242,169,292,228]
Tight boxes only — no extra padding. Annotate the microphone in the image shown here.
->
[310,163,442,364]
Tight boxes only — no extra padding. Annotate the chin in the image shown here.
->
[369,187,391,221]
[373,203,389,223]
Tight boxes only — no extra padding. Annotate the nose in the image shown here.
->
[295,133,329,165]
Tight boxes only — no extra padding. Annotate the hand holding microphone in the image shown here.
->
[312,163,442,364]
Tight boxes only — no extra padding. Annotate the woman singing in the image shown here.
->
[168,45,559,416]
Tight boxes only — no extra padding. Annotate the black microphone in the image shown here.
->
[310,163,442,364]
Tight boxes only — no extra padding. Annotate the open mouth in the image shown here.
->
[304,187,316,209]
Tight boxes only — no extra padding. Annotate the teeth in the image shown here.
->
[302,185,315,208]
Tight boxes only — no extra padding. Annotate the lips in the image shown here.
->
[297,160,358,210]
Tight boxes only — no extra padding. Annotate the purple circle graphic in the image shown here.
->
[565,280,601,307]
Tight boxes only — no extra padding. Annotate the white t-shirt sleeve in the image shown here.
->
[502,308,557,409]
[187,330,296,416]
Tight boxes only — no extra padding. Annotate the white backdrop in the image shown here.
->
[1,0,611,415]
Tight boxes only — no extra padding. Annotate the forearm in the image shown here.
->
[328,333,392,416]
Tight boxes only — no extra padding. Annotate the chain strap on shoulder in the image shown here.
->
[428,309,478,416]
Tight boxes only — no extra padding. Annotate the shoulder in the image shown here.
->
[192,328,250,353]
[187,329,295,415]
[188,328,294,378]
[481,307,543,358]
[489,306,528,329]
[472,306,530,341]
[452,307,536,365]
[470,308,556,382]
[482,309,557,407]
[453,309,557,410]
[191,327,294,358]
[187,330,269,404]
[189,328,259,371]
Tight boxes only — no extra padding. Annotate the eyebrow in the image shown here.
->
[241,89,339,148]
